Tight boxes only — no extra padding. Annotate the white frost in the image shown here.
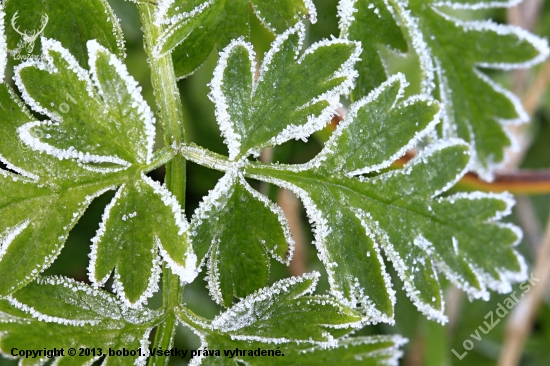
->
[191,168,294,305]
[87,40,156,165]
[0,153,39,181]
[209,38,255,160]
[6,295,98,327]
[337,0,359,36]
[141,173,198,284]
[432,0,523,10]
[356,211,448,324]
[303,0,318,24]
[239,174,295,264]
[14,38,150,172]
[211,272,362,346]
[209,22,360,159]
[268,25,361,151]
[390,0,436,95]
[18,121,131,172]
[0,4,6,83]
[14,38,95,118]
[153,0,215,57]
[306,73,441,176]
[352,209,396,324]
[433,8,549,70]
[252,0,317,33]
[155,0,214,26]
[0,220,31,262]
[88,185,125,287]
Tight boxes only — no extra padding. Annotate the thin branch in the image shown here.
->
[498,213,550,366]
[523,59,550,116]
[446,286,465,334]
[508,0,543,95]
[514,195,543,256]
[393,152,550,194]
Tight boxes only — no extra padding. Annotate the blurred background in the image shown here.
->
[2,0,550,365]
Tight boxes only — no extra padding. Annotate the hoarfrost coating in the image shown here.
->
[338,0,550,179]
[15,38,158,170]
[0,5,7,82]
[209,22,361,160]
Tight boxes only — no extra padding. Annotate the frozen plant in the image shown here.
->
[0,0,547,365]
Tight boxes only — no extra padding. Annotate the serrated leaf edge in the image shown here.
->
[210,22,361,160]
[0,220,31,263]
[261,24,361,156]
[466,69,531,181]
[210,37,256,160]
[192,169,294,306]
[153,0,215,58]
[251,0,318,33]
[87,40,156,165]
[245,172,395,324]
[299,335,408,366]
[211,272,320,333]
[1,185,114,295]
[140,173,198,284]
[430,3,549,180]
[88,182,165,308]
[3,277,155,365]
[383,0,437,95]
[370,146,525,312]
[5,276,134,326]
[378,0,549,178]
[211,272,363,345]
[433,7,549,70]
[0,5,6,82]
[432,0,522,11]
[356,209,448,323]
[14,38,133,172]
[155,0,214,26]
[305,73,442,176]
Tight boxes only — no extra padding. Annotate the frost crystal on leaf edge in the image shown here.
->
[209,22,361,160]
[0,5,6,82]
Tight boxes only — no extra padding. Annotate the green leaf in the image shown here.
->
[0,40,195,300]
[154,0,317,77]
[177,272,372,365]
[0,276,159,365]
[182,74,525,322]
[338,0,407,100]
[210,23,360,160]
[191,171,293,307]
[15,39,156,169]
[339,0,549,178]
[0,83,124,298]
[242,75,525,323]
[89,173,196,307]
[3,0,124,69]
[224,336,407,366]
[0,5,7,81]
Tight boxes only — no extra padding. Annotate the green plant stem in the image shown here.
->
[139,4,187,366]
